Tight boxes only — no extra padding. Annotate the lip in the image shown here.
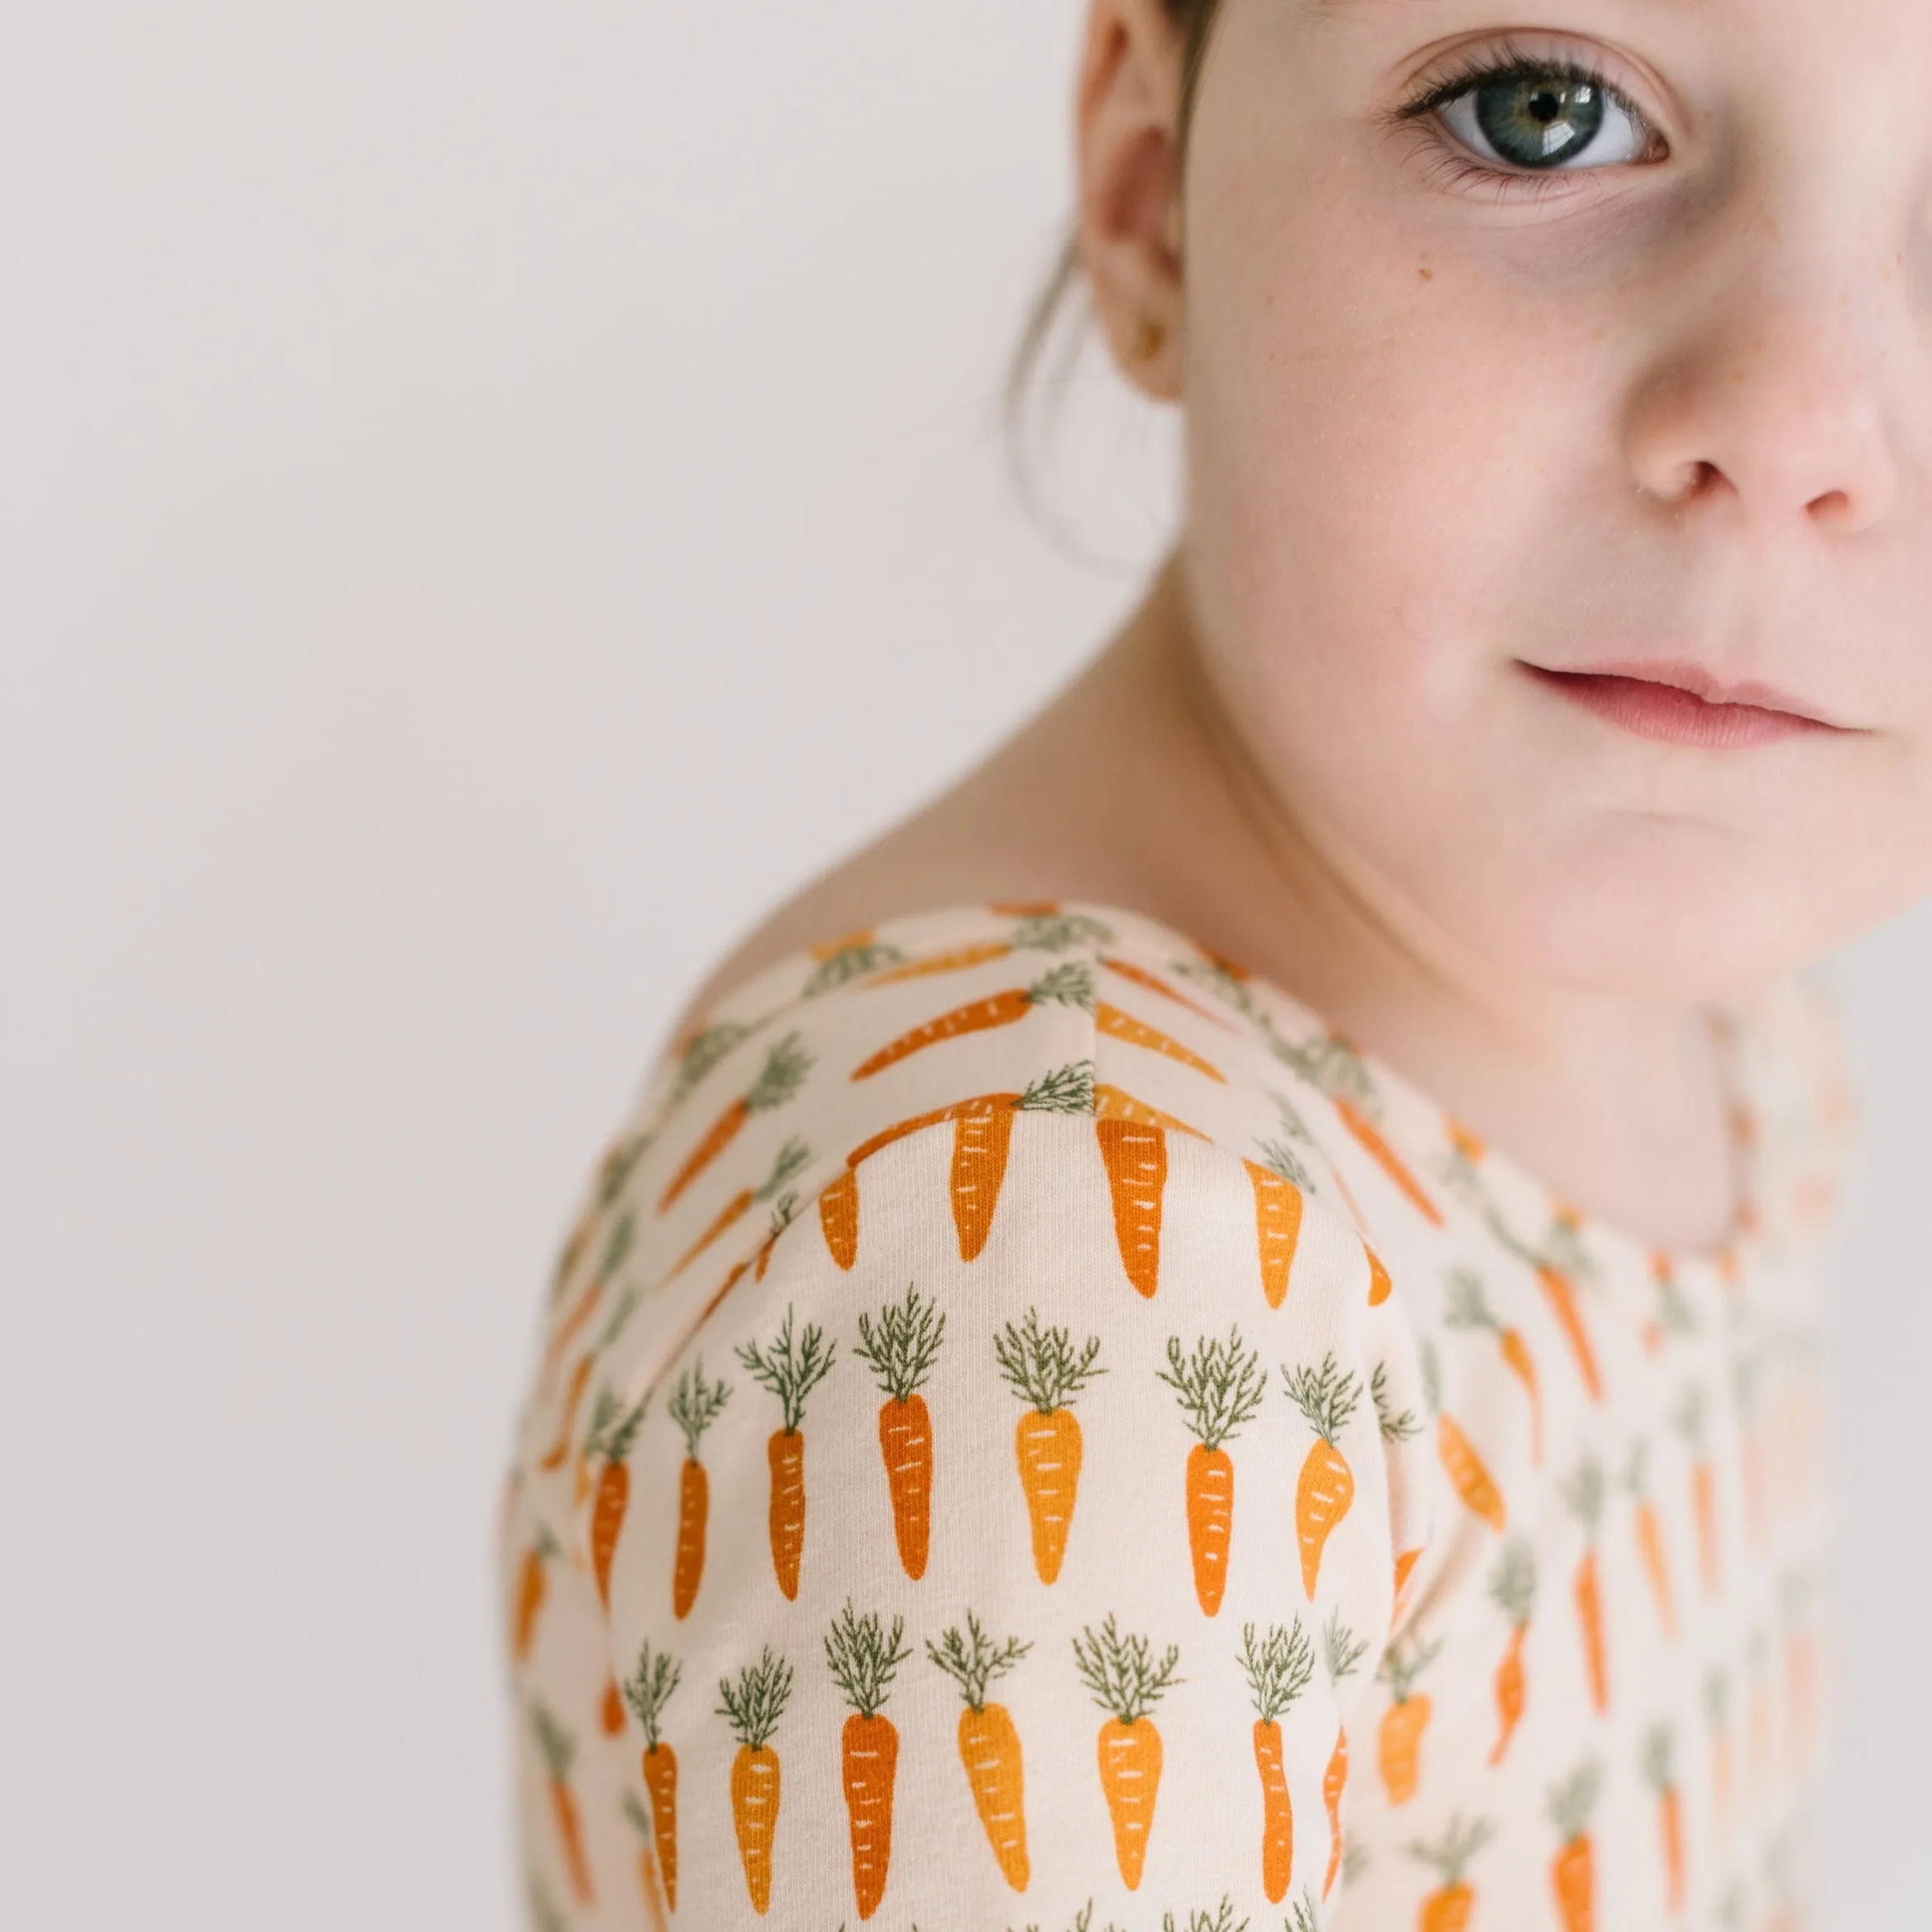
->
[1520,659,1850,749]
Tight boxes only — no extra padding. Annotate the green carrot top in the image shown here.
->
[622,1641,681,1751]
[926,1611,1031,1714]
[1282,1352,1364,1447]
[746,1030,813,1112]
[1322,1608,1370,1685]
[1370,1360,1423,1443]
[1642,1723,1676,1793]
[1158,1327,1266,1452]
[854,1284,945,1404]
[716,1647,793,1751]
[1442,1269,1500,1335]
[752,1136,812,1203]
[667,1359,731,1461]
[1671,1382,1710,1452]
[669,1019,750,1105]
[801,939,907,999]
[1376,1634,1444,1703]
[1024,960,1097,1011]
[995,1308,1105,1414]
[1011,911,1115,954]
[598,1390,652,1466]
[1407,1814,1496,1887]
[1073,1614,1182,1726]
[1160,1899,1248,1932]
[530,1701,576,1780]
[1239,1619,1316,1727]
[1489,1539,1537,1628]
[735,1306,835,1435]
[825,1601,913,1720]
[1547,1758,1603,1844]
[1018,1059,1097,1115]
[1561,1455,1607,1535]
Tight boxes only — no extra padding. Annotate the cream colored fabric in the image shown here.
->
[500,900,1848,1932]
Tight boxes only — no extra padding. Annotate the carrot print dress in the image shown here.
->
[500,899,1852,1932]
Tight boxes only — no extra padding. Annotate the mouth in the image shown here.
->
[1519,659,1852,749]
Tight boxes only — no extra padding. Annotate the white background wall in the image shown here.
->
[4,5,1924,1926]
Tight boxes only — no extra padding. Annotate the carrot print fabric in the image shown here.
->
[501,901,1849,1931]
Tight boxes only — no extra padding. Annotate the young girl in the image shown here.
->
[502,0,1923,1924]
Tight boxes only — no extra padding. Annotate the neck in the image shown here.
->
[1036,549,1740,1253]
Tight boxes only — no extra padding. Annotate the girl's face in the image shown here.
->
[1161,0,1932,998]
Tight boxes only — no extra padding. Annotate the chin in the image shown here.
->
[1471,843,1834,1004]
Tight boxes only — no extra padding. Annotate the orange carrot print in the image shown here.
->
[1320,1609,1370,1900]
[1335,1094,1444,1227]
[839,1063,1092,1265]
[1627,1442,1679,1640]
[538,1352,597,1472]
[826,1601,912,1921]
[1560,1457,1611,1715]
[717,1647,793,1916]
[1536,1260,1604,1402]
[1407,1814,1495,1932]
[1243,1156,1306,1308]
[1486,1539,1536,1766]
[819,1166,859,1270]
[1074,1614,1182,1891]
[1101,954,1234,1027]
[1094,999,1227,1080]
[1547,1759,1602,1932]
[1376,1637,1443,1806]
[850,961,1093,1081]
[573,1387,620,1515]
[1444,1269,1543,1465]
[1705,1669,1733,1837]
[668,1137,810,1280]
[667,1361,732,1619]
[854,1285,946,1581]
[1240,1618,1316,1902]
[861,939,1015,988]
[1282,1352,1364,1600]
[658,1031,811,1212]
[591,1392,651,1612]
[1160,1327,1267,1615]
[1672,1384,1721,1597]
[510,1525,560,1664]
[532,1704,595,1906]
[735,1308,836,1601]
[540,1212,634,1394]
[601,1673,628,1736]
[1098,1108,1170,1298]
[619,1792,670,1932]
[1643,1724,1686,1914]
[622,1642,681,1915]
[995,1308,1105,1585]
[927,1612,1034,1891]
[1439,1411,1507,1533]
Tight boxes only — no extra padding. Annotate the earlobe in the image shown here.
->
[1074,0,1188,399]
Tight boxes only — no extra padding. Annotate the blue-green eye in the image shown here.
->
[1434,63,1653,173]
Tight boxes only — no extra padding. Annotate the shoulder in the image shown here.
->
[587,899,1434,1311]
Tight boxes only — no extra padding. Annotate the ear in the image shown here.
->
[1074,0,1188,402]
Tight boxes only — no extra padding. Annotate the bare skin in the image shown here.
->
[672,0,1932,1255]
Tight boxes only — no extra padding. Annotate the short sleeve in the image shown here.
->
[506,1103,1440,1928]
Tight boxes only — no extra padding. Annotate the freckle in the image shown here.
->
[1418,266,1433,280]
[1591,326,1605,339]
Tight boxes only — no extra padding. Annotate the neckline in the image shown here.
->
[681,893,1767,1286]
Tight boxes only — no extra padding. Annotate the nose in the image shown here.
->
[1623,242,1901,538]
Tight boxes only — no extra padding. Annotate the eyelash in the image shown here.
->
[1387,38,1665,199]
